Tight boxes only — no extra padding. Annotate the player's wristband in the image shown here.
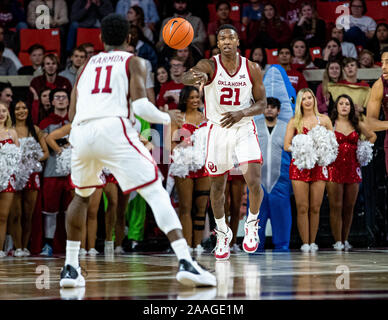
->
[132,97,171,125]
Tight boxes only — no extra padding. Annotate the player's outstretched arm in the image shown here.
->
[182,59,214,87]
[220,62,266,128]
[366,78,388,132]
[130,56,183,126]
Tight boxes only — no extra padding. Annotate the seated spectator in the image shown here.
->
[0,81,13,108]
[129,24,157,71]
[314,38,344,69]
[316,60,343,115]
[0,42,17,75]
[157,0,206,57]
[126,43,155,104]
[66,0,113,55]
[249,46,269,72]
[0,0,27,31]
[342,0,377,47]
[207,1,246,50]
[18,44,45,76]
[79,42,95,59]
[156,55,185,110]
[28,53,72,107]
[127,5,153,43]
[292,1,326,48]
[358,49,380,69]
[59,46,87,85]
[367,23,388,62]
[277,45,308,93]
[116,0,159,32]
[291,37,316,71]
[242,0,264,26]
[30,87,52,125]
[0,26,22,70]
[175,46,197,70]
[277,0,303,28]
[155,65,170,102]
[248,2,292,49]
[331,26,358,59]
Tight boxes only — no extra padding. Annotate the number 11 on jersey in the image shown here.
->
[91,65,113,94]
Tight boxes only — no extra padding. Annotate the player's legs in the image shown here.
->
[308,180,326,248]
[228,178,245,248]
[327,182,344,244]
[192,177,210,248]
[241,162,264,253]
[137,178,216,287]
[174,177,194,248]
[292,180,310,248]
[342,183,359,244]
[82,188,102,253]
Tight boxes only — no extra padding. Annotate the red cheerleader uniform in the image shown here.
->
[0,137,16,193]
[24,172,41,191]
[328,131,362,184]
[177,121,208,179]
[289,127,329,182]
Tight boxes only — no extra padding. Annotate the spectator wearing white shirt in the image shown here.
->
[0,26,22,71]
[331,26,358,59]
[0,42,17,75]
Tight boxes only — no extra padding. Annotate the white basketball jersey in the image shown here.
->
[73,50,134,125]
[204,54,254,127]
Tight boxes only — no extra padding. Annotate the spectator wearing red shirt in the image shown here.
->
[207,1,246,50]
[156,56,185,110]
[276,0,303,28]
[28,54,72,109]
[278,45,308,93]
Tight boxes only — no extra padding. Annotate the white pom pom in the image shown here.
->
[0,143,22,191]
[14,137,44,190]
[308,125,338,166]
[290,133,317,170]
[357,140,373,166]
[55,147,72,176]
[170,146,191,178]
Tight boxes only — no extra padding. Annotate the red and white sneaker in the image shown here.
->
[243,219,260,253]
[214,227,233,261]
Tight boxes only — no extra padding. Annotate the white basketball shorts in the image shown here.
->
[205,120,263,176]
[69,117,158,194]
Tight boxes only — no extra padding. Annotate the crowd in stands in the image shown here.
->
[0,0,387,256]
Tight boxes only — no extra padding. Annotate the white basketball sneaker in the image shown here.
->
[176,259,216,287]
[243,219,260,253]
[214,227,233,260]
[60,265,85,288]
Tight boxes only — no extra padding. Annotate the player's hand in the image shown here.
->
[220,111,244,128]
[190,69,208,87]
[167,109,184,127]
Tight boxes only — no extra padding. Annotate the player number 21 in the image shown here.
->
[91,65,113,94]
[220,88,240,106]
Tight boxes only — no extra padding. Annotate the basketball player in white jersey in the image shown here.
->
[182,24,267,260]
[59,14,216,289]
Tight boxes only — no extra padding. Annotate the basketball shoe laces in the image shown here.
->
[212,229,229,254]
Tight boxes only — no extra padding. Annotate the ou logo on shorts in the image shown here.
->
[207,162,218,173]
[35,174,40,188]
[356,167,362,179]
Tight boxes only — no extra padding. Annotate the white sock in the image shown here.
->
[65,240,80,269]
[215,216,228,233]
[247,209,259,223]
[171,238,193,262]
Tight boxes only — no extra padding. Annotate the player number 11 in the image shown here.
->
[91,65,113,94]
[220,87,240,106]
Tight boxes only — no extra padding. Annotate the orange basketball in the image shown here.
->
[162,18,194,50]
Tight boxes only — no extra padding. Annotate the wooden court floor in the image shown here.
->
[1,249,388,300]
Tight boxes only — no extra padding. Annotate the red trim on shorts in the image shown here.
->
[219,54,242,78]
[119,118,158,194]
[208,169,231,177]
[238,159,263,166]
[246,58,253,83]
[125,55,133,119]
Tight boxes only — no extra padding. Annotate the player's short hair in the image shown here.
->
[101,13,130,46]
[267,97,281,110]
[216,24,238,37]
[28,44,45,55]
[49,88,69,104]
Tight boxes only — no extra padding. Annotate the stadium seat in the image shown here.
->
[18,28,61,65]
[310,47,322,60]
[316,1,347,24]
[265,48,278,65]
[76,28,104,52]
[245,49,251,58]
[207,2,241,23]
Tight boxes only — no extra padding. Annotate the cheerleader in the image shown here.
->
[327,94,376,250]
[0,103,19,257]
[284,88,333,252]
[171,86,210,252]
[8,100,49,257]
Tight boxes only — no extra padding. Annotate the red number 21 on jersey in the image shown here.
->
[220,88,240,106]
[91,65,113,94]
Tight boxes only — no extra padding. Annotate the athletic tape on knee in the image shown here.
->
[75,187,96,198]
[138,179,182,234]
